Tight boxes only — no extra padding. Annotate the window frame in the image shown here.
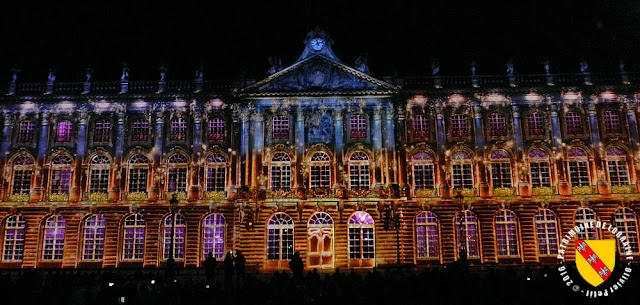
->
[415,211,440,259]
[534,209,559,257]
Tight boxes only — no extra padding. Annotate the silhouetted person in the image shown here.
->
[204,252,217,284]
[288,251,304,282]
[223,251,234,292]
[234,250,246,285]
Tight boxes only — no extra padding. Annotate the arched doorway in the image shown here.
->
[307,212,334,269]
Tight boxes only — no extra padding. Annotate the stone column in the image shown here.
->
[110,108,125,201]
[250,112,264,188]
[150,106,165,201]
[550,102,569,196]
[587,102,608,195]
[189,104,202,201]
[71,109,88,202]
[240,109,250,187]
[473,104,489,198]
[295,108,305,192]
[434,103,449,198]
[333,107,344,187]
[0,111,12,200]
[32,110,50,202]
[372,106,383,189]
[384,104,396,185]
[512,105,530,196]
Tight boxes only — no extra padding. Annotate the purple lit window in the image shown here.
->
[451,114,468,137]
[83,215,106,261]
[202,214,225,260]
[270,153,291,191]
[17,121,35,143]
[529,149,551,188]
[309,152,331,190]
[206,154,226,192]
[490,150,512,188]
[3,215,25,261]
[123,214,145,260]
[89,155,110,193]
[614,208,639,253]
[527,113,545,136]
[495,210,519,256]
[350,115,367,139]
[208,118,225,141]
[412,152,434,190]
[56,121,72,142]
[565,112,583,135]
[163,214,186,260]
[267,213,294,261]
[43,215,66,260]
[415,211,439,258]
[575,208,598,240]
[132,119,149,142]
[272,116,289,140]
[349,152,370,190]
[170,118,187,141]
[93,121,111,143]
[50,155,72,195]
[11,155,34,195]
[348,212,375,260]
[412,115,429,138]
[455,210,479,258]
[535,209,558,256]
[488,113,507,137]
[128,154,150,193]
[167,154,188,193]
[567,148,590,187]
[604,111,622,134]
[452,151,473,189]
[606,147,629,186]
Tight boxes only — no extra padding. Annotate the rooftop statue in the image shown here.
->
[355,53,370,74]
[431,60,440,76]
[267,57,283,75]
[47,68,56,83]
[85,68,93,82]
[580,59,589,73]
[159,64,168,81]
[195,62,204,82]
[121,63,129,82]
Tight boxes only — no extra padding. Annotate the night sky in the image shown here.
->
[2,1,640,82]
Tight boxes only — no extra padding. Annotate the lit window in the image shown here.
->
[132,119,150,142]
[451,114,468,137]
[83,215,106,261]
[451,151,473,189]
[49,155,72,195]
[412,152,434,190]
[42,215,66,261]
[272,116,290,140]
[535,209,558,256]
[202,214,225,260]
[614,208,639,254]
[575,208,598,240]
[308,212,334,268]
[490,149,512,188]
[565,112,583,135]
[606,147,629,186]
[170,118,187,141]
[350,115,367,139]
[488,113,507,137]
[603,111,621,134]
[529,149,551,188]
[10,155,34,195]
[415,211,439,259]
[567,148,590,187]
[3,215,26,261]
[495,210,519,257]
[267,213,294,261]
[348,212,375,264]
[455,210,479,258]
[270,152,292,191]
[163,213,186,260]
[412,115,429,138]
[128,154,150,193]
[122,214,145,260]
[309,152,331,190]
[93,120,111,143]
[167,154,188,193]
[56,121,73,142]
[17,121,35,143]
[207,118,225,141]
[348,152,370,190]
[88,155,110,194]
[527,113,545,136]
[205,153,226,192]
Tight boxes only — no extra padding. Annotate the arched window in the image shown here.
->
[529,149,552,188]
[455,210,479,258]
[267,213,294,263]
[163,213,186,260]
[495,210,519,257]
[43,215,66,260]
[309,152,331,190]
[614,208,639,254]
[49,155,73,196]
[490,149,512,188]
[2,215,26,261]
[567,148,590,187]
[348,152,370,190]
[348,212,375,266]
[412,152,435,190]
[606,147,630,186]
[167,154,188,193]
[10,155,35,196]
[127,154,150,193]
[205,153,227,192]
[488,113,507,137]
[415,211,439,259]
[270,153,292,191]
[535,209,559,256]
[575,208,598,240]
[88,155,110,194]
[451,151,474,189]
[202,214,225,260]
[122,214,145,260]
[83,215,106,261]
[308,212,334,268]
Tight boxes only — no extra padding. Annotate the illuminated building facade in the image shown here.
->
[1,28,640,271]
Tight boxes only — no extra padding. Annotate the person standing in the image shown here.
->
[223,251,235,292]
[204,252,217,284]
[289,251,304,282]
[234,250,246,287]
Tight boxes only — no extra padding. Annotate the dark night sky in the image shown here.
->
[2,0,640,82]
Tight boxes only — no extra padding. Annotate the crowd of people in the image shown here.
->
[0,257,636,305]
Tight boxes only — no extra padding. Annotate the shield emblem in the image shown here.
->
[575,240,616,287]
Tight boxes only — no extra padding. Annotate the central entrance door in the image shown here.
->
[307,212,334,269]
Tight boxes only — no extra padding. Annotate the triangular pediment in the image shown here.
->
[239,55,398,97]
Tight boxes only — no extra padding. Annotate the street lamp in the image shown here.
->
[167,193,179,277]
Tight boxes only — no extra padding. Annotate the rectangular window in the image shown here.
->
[3,218,25,261]
[413,164,434,189]
[272,116,289,140]
[207,119,225,141]
[93,121,111,143]
[310,165,331,189]
[412,115,429,139]
[565,112,583,135]
[132,120,149,142]
[568,161,590,186]
[451,114,468,137]
[50,169,71,194]
[56,121,73,142]
[128,168,148,193]
[206,167,226,192]
[123,226,145,260]
[452,164,473,188]
[488,113,507,137]
[17,121,35,143]
[271,165,291,191]
[170,118,187,141]
[527,113,545,136]
[349,164,370,190]
[350,115,367,139]
[83,227,105,261]
[167,167,187,192]
[12,170,32,194]
[529,161,551,187]
[89,169,110,193]
[491,162,512,188]
[604,111,621,134]
[608,160,629,186]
